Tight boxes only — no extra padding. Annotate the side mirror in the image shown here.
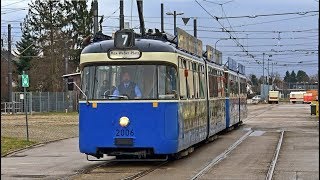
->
[68,78,74,91]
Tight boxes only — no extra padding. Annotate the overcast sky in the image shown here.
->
[1,0,319,77]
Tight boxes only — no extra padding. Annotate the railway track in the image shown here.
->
[190,130,254,180]
[244,104,278,122]
[190,105,285,180]
[266,130,284,180]
[69,159,169,180]
[121,161,169,180]
[70,104,280,180]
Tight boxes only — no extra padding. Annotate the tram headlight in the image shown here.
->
[119,116,130,127]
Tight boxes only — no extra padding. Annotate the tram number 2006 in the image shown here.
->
[116,129,134,136]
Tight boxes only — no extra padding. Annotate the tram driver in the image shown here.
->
[113,71,142,99]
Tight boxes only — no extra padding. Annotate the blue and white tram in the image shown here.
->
[74,29,247,159]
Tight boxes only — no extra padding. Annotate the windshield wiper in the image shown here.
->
[107,95,129,99]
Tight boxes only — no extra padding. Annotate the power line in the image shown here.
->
[199,36,318,40]
[225,14,318,28]
[2,8,27,15]
[199,3,319,19]
[1,0,28,8]
[195,0,262,66]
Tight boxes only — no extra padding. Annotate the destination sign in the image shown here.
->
[109,50,141,59]
[177,27,202,57]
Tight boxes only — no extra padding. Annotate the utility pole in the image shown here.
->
[93,0,99,34]
[174,11,177,36]
[166,11,184,36]
[64,39,68,83]
[262,52,265,99]
[8,24,12,104]
[119,0,124,30]
[193,18,197,37]
[161,3,164,32]
[271,62,274,89]
[49,1,55,91]
[137,0,145,36]
[267,58,270,92]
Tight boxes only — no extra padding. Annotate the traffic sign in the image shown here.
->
[22,74,29,87]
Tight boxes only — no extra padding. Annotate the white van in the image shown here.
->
[290,91,306,103]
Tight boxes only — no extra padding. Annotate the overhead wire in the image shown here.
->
[1,0,28,8]
[195,0,262,66]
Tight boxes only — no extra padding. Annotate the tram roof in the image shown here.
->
[82,38,176,54]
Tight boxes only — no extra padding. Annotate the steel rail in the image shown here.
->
[266,130,285,180]
[190,130,253,180]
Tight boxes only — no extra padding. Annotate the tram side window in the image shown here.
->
[213,71,218,97]
[193,63,200,99]
[218,71,224,98]
[240,78,246,97]
[229,75,235,97]
[81,66,95,99]
[235,77,239,96]
[230,75,239,97]
[199,65,206,99]
[179,59,187,99]
[224,73,229,97]
[158,65,177,99]
[187,61,195,99]
[208,68,214,97]
[208,68,219,98]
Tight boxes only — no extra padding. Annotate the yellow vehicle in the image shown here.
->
[268,91,279,104]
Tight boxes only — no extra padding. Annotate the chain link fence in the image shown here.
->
[1,91,78,114]
[1,91,79,144]
[1,113,78,143]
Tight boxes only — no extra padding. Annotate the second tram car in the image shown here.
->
[73,29,247,159]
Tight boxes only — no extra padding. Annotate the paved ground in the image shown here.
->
[1,103,318,180]
[1,138,111,179]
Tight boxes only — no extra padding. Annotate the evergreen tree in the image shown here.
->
[15,19,39,75]
[284,71,290,83]
[249,74,258,86]
[64,0,95,65]
[296,70,309,83]
[290,70,297,83]
[24,0,95,91]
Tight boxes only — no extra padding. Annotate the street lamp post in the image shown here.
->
[214,38,232,64]
[214,38,229,51]
[262,53,265,100]
[166,11,184,36]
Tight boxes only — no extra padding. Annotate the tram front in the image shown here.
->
[77,30,180,159]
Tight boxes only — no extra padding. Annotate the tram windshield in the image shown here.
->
[81,64,177,100]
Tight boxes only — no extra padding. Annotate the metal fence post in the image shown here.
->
[62,92,66,111]
[48,92,50,112]
[30,92,33,115]
[40,92,42,112]
[56,92,58,112]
